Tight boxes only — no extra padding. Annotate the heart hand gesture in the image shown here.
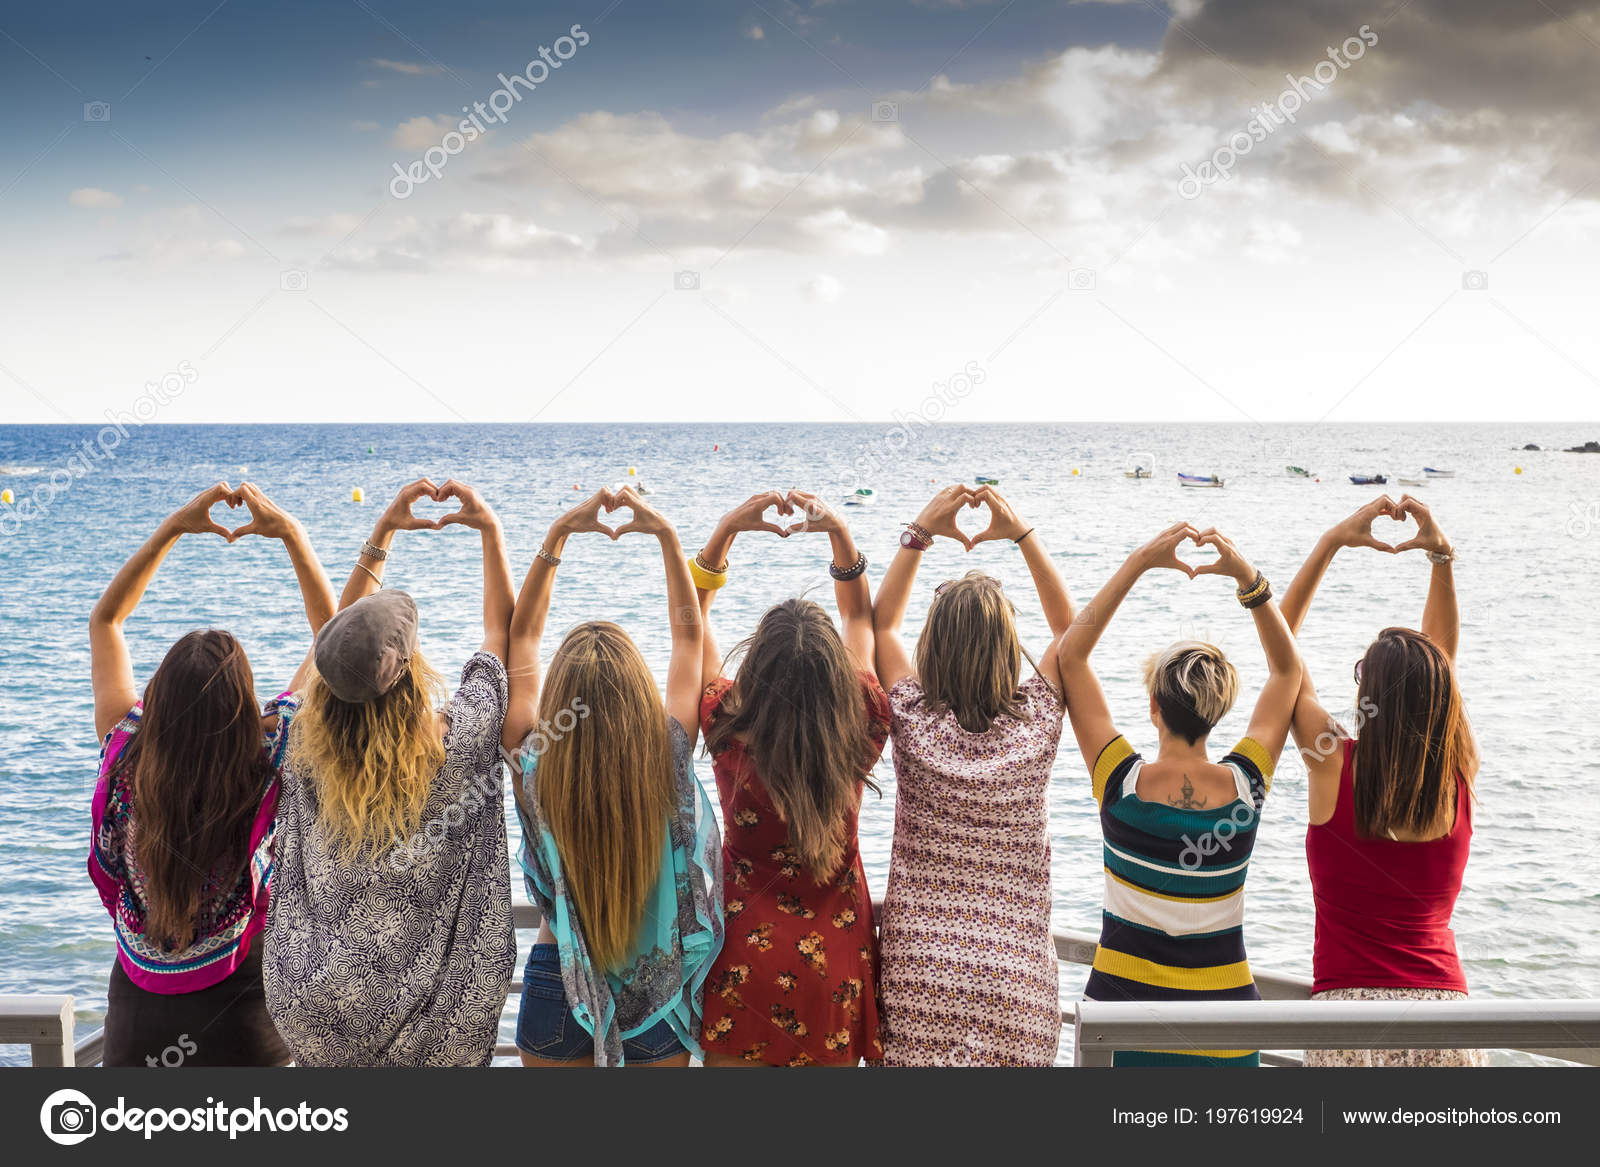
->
[1329,495,1402,553]
[968,485,1029,545]
[552,488,621,540]
[1393,494,1452,557]
[609,485,672,538]
[168,481,240,540]
[1189,528,1257,585]
[434,479,499,533]
[377,478,443,535]
[229,482,300,542]
[1132,521,1201,578]
[913,484,977,551]
[725,490,794,537]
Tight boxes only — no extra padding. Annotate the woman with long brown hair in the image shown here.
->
[264,477,517,1066]
[872,483,1076,1066]
[694,489,889,1067]
[1281,494,1483,1066]
[88,482,333,1067]
[502,485,722,1067]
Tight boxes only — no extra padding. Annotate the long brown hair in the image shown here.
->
[1352,627,1478,839]
[291,653,446,857]
[704,598,881,881]
[113,630,268,952]
[914,572,1034,733]
[521,622,675,972]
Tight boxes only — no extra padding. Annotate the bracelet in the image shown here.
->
[1426,549,1455,565]
[900,524,933,552]
[535,546,561,567]
[829,552,868,581]
[1235,571,1266,600]
[694,550,728,574]
[1015,528,1035,545]
[360,540,388,561]
[1238,575,1272,610]
[1241,584,1273,610]
[355,561,383,588]
[688,556,728,591]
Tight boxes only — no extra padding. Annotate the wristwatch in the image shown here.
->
[900,529,930,551]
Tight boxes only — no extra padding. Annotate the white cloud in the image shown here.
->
[804,274,843,303]
[69,187,122,209]
[391,115,456,150]
[371,58,443,76]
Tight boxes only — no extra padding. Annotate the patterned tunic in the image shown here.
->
[878,673,1065,1067]
[1084,735,1271,1066]
[698,674,889,1066]
[264,652,516,1067]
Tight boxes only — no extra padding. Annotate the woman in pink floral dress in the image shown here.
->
[872,485,1076,1066]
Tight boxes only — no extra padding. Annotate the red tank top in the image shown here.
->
[1305,739,1472,994]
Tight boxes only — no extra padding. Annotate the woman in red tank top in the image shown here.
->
[1279,495,1484,1067]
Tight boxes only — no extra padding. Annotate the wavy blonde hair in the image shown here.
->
[291,653,446,858]
[521,621,674,972]
[914,572,1035,733]
[1142,640,1238,744]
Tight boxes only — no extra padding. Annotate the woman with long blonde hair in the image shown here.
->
[503,486,722,1067]
[694,490,889,1067]
[264,478,517,1067]
[872,484,1076,1066]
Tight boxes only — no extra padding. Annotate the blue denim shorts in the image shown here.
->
[515,944,685,1064]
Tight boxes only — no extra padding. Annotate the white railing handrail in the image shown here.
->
[0,994,75,1067]
[1073,999,1600,1066]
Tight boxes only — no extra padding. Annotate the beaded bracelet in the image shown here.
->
[829,552,868,581]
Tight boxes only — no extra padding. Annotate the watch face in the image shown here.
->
[900,530,925,550]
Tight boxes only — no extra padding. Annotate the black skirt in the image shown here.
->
[102,936,289,1067]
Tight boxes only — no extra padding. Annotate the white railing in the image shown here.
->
[1073,999,1600,1067]
[0,995,75,1066]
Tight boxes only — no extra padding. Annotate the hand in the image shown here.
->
[551,488,620,541]
[1131,522,1200,578]
[229,483,301,543]
[1189,528,1256,585]
[377,478,442,535]
[968,485,1029,545]
[609,485,672,538]
[784,489,841,536]
[1329,495,1402,553]
[167,482,239,540]
[1393,494,1452,557]
[723,490,793,536]
[913,484,977,551]
[434,479,499,533]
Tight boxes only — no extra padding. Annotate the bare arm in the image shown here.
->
[788,490,874,672]
[90,483,238,738]
[434,480,512,662]
[969,486,1074,691]
[336,477,440,611]
[694,491,791,691]
[612,487,703,739]
[1394,494,1458,662]
[230,483,336,694]
[871,484,975,691]
[502,489,616,753]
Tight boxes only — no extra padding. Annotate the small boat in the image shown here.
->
[842,487,876,507]
[1349,474,1388,485]
[1178,472,1224,489]
[1423,467,1455,479]
[974,475,1000,485]
[1285,466,1312,478]
[1396,475,1427,487]
[1124,467,1153,480]
[1124,452,1154,479]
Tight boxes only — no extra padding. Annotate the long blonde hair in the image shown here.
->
[914,572,1034,733]
[291,653,446,858]
[521,621,675,972]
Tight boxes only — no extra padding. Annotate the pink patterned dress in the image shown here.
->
[877,672,1065,1066]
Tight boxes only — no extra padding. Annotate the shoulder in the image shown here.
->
[886,674,923,717]
[1091,735,1140,804]
[859,670,891,735]
[459,651,510,702]
[1222,736,1275,805]
[699,677,734,734]
[1019,671,1065,717]
[97,703,143,773]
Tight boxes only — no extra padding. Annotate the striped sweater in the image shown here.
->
[1083,735,1273,1066]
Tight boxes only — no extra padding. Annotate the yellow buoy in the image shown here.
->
[1072,468,1081,476]
[628,466,637,476]
[1514,466,1523,475]
[1,489,12,504]
[352,487,364,503]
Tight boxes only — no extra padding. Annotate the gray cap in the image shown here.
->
[314,590,418,703]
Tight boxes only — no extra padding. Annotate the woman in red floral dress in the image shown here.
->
[693,490,889,1066]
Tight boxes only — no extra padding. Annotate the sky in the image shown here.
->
[1,0,1598,424]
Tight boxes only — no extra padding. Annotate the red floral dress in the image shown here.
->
[698,673,890,1066]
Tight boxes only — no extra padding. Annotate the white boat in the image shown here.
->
[1285,465,1312,478]
[1124,468,1153,479]
[1396,475,1427,487]
[1178,472,1224,489]
[1124,452,1154,479]
[842,487,875,507]
[1423,467,1456,479]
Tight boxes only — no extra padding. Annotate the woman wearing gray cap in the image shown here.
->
[264,477,518,1066]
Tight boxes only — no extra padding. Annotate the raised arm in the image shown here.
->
[1393,494,1458,662]
[229,483,336,694]
[337,477,440,611]
[693,491,791,691]
[612,486,703,739]
[872,484,975,691]
[1057,523,1197,774]
[968,486,1074,687]
[502,489,617,753]
[90,482,237,739]
[788,490,875,673]
[1279,495,1398,636]
[434,480,513,663]
[1192,529,1302,767]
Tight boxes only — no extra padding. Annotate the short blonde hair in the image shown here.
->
[1142,640,1238,744]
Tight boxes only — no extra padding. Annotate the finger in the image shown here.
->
[229,521,258,540]
[1392,537,1424,553]
[1362,536,1396,552]
[755,522,789,537]
[1190,562,1229,576]
[436,512,466,528]
[407,477,439,499]
[208,521,235,540]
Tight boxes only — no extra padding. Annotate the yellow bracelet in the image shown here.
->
[688,556,728,591]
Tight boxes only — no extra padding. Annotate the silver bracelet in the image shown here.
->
[355,561,383,587]
[535,546,561,566]
[361,540,389,561]
[1426,549,1455,565]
